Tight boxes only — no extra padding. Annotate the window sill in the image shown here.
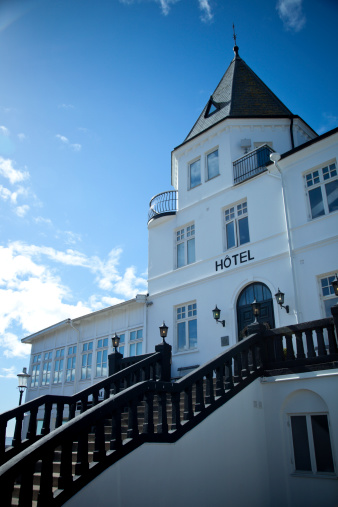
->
[173,348,199,357]
[290,472,337,480]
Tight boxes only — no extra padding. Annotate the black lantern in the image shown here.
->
[251,299,261,323]
[112,333,120,352]
[212,305,225,327]
[17,367,30,406]
[275,288,289,313]
[331,274,338,297]
[159,321,168,342]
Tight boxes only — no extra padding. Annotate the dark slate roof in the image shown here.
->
[185,46,293,142]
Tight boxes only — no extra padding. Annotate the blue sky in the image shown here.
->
[0,0,337,419]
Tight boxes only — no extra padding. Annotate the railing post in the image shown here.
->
[157,391,169,434]
[155,341,172,381]
[170,391,181,431]
[142,390,154,435]
[108,351,123,376]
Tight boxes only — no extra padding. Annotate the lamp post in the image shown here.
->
[17,367,30,406]
[111,332,120,352]
[251,299,261,323]
[331,274,338,297]
[212,305,225,327]
[275,288,290,313]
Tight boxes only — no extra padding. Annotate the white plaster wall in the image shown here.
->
[64,379,270,507]
[64,372,338,507]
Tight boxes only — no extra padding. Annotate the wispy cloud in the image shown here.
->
[0,157,29,185]
[317,113,338,135]
[15,204,30,218]
[58,104,75,110]
[0,366,20,378]
[276,0,306,32]
[0,125,10,136]
[119,0,213,21]
[55,134,82,152]
[17,133,27,141]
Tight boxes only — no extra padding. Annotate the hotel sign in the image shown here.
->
[215,249,254,271]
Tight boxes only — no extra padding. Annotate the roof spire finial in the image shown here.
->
[232,23,239,57]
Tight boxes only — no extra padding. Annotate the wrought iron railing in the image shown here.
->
[1,311,337,505]
[233,144,274,184]
[148,190,178,223]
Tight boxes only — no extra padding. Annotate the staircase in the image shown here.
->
[1,311,338,507]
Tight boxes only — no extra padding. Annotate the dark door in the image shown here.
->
[237,283,275,340]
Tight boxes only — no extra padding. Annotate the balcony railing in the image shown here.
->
[233,144,274,184]
[148,190,178,223]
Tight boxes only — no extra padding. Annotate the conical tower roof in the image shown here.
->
[185,46,293,142]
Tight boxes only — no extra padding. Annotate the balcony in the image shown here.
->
[233,144,274,184]
[148,190,178,223]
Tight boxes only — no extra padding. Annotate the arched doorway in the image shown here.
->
[237,282,275,340]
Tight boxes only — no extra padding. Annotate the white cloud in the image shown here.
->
[0,125,10,136]
[15,204,30,217]
[34,216,53,226]
[0,241,147,356]
[58,104,75,109]
[56,134,82,152]
[198,0,213,22]
[276,0,306,32]
[0,157,29,184]
[17,133,27,141]
[0,366,19,378]
[317,113,338,135]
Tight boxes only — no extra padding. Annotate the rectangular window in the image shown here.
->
[189,159,201,189]
[305,162,338,219]
[129,329,143,357]
[176,302,197,352]
[66,346,77,382]
[31,354,41,388]
[53,348,64,384]
[41,352,52,386]
[176,224,195,268]
[81,341,93,380]
[207,149,219,180]
[290,414,334,474]
[224,201,250,250]
[320,274,337,317]
[96,338,108,377]
[119,333,125,356]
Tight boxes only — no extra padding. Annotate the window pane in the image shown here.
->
[119,346,124,356]
[291,416,312,471]
[188,319,197,348]
[325,179,338,213]
[311,415,334,473]
[130,343,135,356]
[136,342,142,355]
[207,150,219,180]
[324,298,335,318]
[177,322,186,350]
[238,216,250,245]
[177,242,185,268]
[226,221,236,249]
[187,238,195,264]
[190,160,201,188]
[309,187,325,219]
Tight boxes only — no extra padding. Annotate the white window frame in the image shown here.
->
[319,274,337,318]
[129,329,143,357]
[81,341,93,380]
[53,348,64,384]
[304,161,337,220]
[118,332,125,357]
[188,157,201,189]
[288,413,335,476]
[175,223,195,269]
[205,148,219,181]
[41,351,52,386]
[96,338,108,377]
[224,200,250,250]
[66,345,77,382]
[175,301,197,353]
[31,354,41,388]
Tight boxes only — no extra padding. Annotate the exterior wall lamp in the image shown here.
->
[112,332,121,352]
[212,305,225,327]
[251,299,261,323]
[159,321,168,342]
[17,367,30,406]
[275,288,289,313]
[331,274,338,297]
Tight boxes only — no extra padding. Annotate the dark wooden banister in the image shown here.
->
[0,312,337,506]
[0,348,169,466]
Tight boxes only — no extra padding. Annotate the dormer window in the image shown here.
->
[205,97,220,118]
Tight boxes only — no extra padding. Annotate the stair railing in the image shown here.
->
[0,313,337,506]
[0,346,170,466]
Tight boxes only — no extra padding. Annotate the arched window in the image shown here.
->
[237,282,275,340]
